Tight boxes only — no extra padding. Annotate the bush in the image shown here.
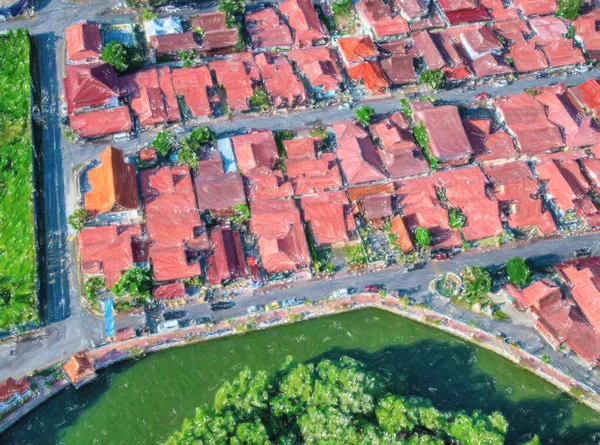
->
[419,69,444,90]
[219,0,245,24]
[153,130,175,157]
[177,138,199,169]
[142,8,157,21]
[68,208,88,232]
[231,203,251,223]
[101,41,144,73]
[556,0,582,20]
[193,27,204,39]
[461,266,493,299]
[355,105,375,126]
[111,266,153,300]
[415,226,431,249]
[448,208,466,229]
[180,50,199,68]
[189,125,216,146]
[165,356,512,444]
[250,87,271,113]
[506,256,532,287]
[400,97,412,119]
[413,122,438,169]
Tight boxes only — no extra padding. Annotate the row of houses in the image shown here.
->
[62,0,600,139]
[505,257,600,368]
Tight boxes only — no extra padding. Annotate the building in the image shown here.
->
[355,0,409,40]
[388,214,414,253]
[301,191,356,245]
[369,112,429,178]
[413,102,473,166]
[286,46,343,97]
[412,30,472,80]
[573,9,600,60]
[65,21,102,64]
[69,106,133,139]
[190,12,239,55]
[463,117,517,163]
[493,20,548,73]
[206,226,248,285]
[78,224,144,287]
[336,36,390,93]
[333,121,387,185]
[379,39,419,86]
[0,377,32,416]
[150,32,199,58]
[279,0,327,47]
[511,0,557,17]
[195,152,246,217]
[557,258,600,333]
[64,63,120,115]
[84,146,138,215]
[143,16,183,40]
[140,166,209,282]
[347,183,395,227]
[245,7,293,49]
[570,78,600,118]
[436,0,490,24]
[63,352,96,388]
[529,16,585,68]
[210,53,261,113]
[231,130,279,174]
[250,199,310,274]
[254,53,307,108]
[152,282,187,300]
[171,66,214,118]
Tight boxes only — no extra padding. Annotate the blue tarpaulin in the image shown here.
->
[104,298,115,337]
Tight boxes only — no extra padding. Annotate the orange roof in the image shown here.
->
[571,78,600,119]
[337,36,380,66]
[84,146,139,214]
[279,0,327,47]
[286,46,343,92]
[231,130,279,173]
[505,279,561,312]
[246,8,293,49]
[210,54,260,113]
[347,60,390,93]
[0,377,30,404]
[558,258,600,332]
[63,353,95,385]
[389,214,414,253]
[301,191,355,245]
[246,167,294,201]
[152,282,186,300]
[65,21,102,62]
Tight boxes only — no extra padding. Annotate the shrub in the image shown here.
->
[419,69,444,90]
[250,87,271,113]
[112,266,153,300]
[231,203,251,223]
[400,97,412,119]
[556,0,583,20]
[68,208,88,232]
[506,256,532,287]
[153,130,175,157]
[177,138,199,169]
[101,41,144,73]
[219,0,245,24]
[189,125,216,146]
[355,105,375,126]
[461,266,493,299]
[413,122,438,169]
[193,27,204,39]
[448,208,466,229]
[142,8,157,21]
[415,226,431,249]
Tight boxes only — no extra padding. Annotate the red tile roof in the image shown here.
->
[570,78,600,118]
[195,152,246,217]
[231,130,279,173]
[171,66,213,118]
[150,32,199,56]
[407,8,446,30]
[191,12,239,54]
[463,118,517,163]
[392,0,428,22]
[437,0,490,24]
[286,46,343,93]
[0,377,30,404]
[414,105,473,166]
[348,183,395,224]
[301,191,355,245]
[505,279,561,312]
[152,282,186,300]
[485,161,556,235]
[493,20,548,73]
[494,93,564,155]
[435,167,504,241]
[246,8,293,49]
[346,60,391,93]
[337,36,380,65]
[69,106,132,139]
[79,224,143,287]
[573,9,600,60]
[64,63,120,115]
[250,199,310,273]
[206,226,248,284]
[333,121,387,185]
[85,146,138,215]
[66,21,102,62]
[140,166,208,282]
[284,137,343,195]
[279,0,327,47]
[369,112,429,178]
[511,0,557,17]
[356,0,410,39]
[379,39,419,86]
[246,167,294,201]
[119,67,181,127]
[529,17,585,67]
[254,53,307,108]
[389,214,414,253]
[210,53,261,113]
[558,257,600,332]
[63,353,95,385]
[413,30,473,79]
[481,0,519,22]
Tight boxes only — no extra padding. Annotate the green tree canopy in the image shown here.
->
[112,266,153,300]
[556,0,582,20]
[101,41,144,73]
[506,257,532,287]
[189,125,216,147]
[68,208,88,232]
[153,130,176,157]
[219,0,246,24]
[166,356,514,445]
[250,87,271,113]
[355,105,375,126]
[461,266,493,299]
[231,203,251,223]
[419,69,444,90]
[415,226,432,249]
[177,138,199,169]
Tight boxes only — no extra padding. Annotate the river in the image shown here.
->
[2,309,600,444]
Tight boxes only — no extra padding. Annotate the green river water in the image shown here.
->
[2,309,600,444]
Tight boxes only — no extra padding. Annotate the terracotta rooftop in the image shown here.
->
[63,353,95,385]
[301,191,356,245]
[529,17,585,68]
[485,161,556,235]
[206,226,248,285]
[389,214,414,253]
[570,78,600,119]
[64,63,120,115]
[337,36,380,65]
[348,183,395,225]
[150,32,199,56]
[413,30,473,80]
[84,146,138,215]
[286,46,343,93]
[379,39,419,86]
[493,20,548,73]
[0,377,30,404]
[494,93,563,155]
[69,106,132,139]
[392,0,428,22]
[245,7,293,49]
[573,9,600,60]
[558,257,600,333]
[79,224,143,287]
[504,279,561,313]
[191,12,239,54]
[171,66,213,118]
[356,0,410,39]
[152,282,186,300]
[511,0,557,17]
[333,121,387,185]
[279,0,327,47]
[250,199,310,274]
[210,53,261,113]
[346,60,391,94]
[369,112,429,178]
[463,118,517,163]
[254,52,306,108]
[436,0,490,24]
[231,130,279,174]
[245,167,294,201]
[65,21,102,62]
[195,152,246,217]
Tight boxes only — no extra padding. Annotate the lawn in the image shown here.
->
[0,29,37,331]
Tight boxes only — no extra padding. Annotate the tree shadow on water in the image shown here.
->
[310,342,600,445]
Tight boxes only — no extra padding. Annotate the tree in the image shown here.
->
[250,87,271,113]
[180,50,198,68]
[355,105,375,126]
[413,121,438,169]
[461,266,492,300]
[506,256,532,287]
[415,226,431,249]
[142,8,157,21]
[153,130,175,157]
[419,69,444,90]
[177,138,199,169]
[231,203,251,223]
[193,27,204,39]
[111,266,153,300]
[68,208,88,232]
[448,208,466,229]
[101,41,144,73]
[556,0,582,20]
[189,125,216,147]
[166,356,513,445]
[219,0,245,24]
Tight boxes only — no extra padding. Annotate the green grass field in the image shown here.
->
[0,29,37,330]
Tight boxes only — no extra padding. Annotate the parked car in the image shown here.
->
[406,261,427,271]
[475,92,489,100]
[495,331,509,343]
[163,310,187,321]
[331,288,349,299]
[364,284,385,292]
[178,319,191,328]
[157,320,178,333]
[247,305,265,315]
[210,301,236,311]
[432,252,451,261]
[192,316,214,326]
[281,297,305,308]
[264,301,281,311]
[574,247,592,258]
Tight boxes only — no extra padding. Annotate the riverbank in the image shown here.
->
[2,292,600,436]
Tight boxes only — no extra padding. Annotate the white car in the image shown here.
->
[247,305,264,315]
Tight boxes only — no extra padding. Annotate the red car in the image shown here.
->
[433,252,451,261]
[364,284,384,292]
[475,92,489,101]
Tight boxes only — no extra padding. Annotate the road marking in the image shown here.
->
[431,262,441,275]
